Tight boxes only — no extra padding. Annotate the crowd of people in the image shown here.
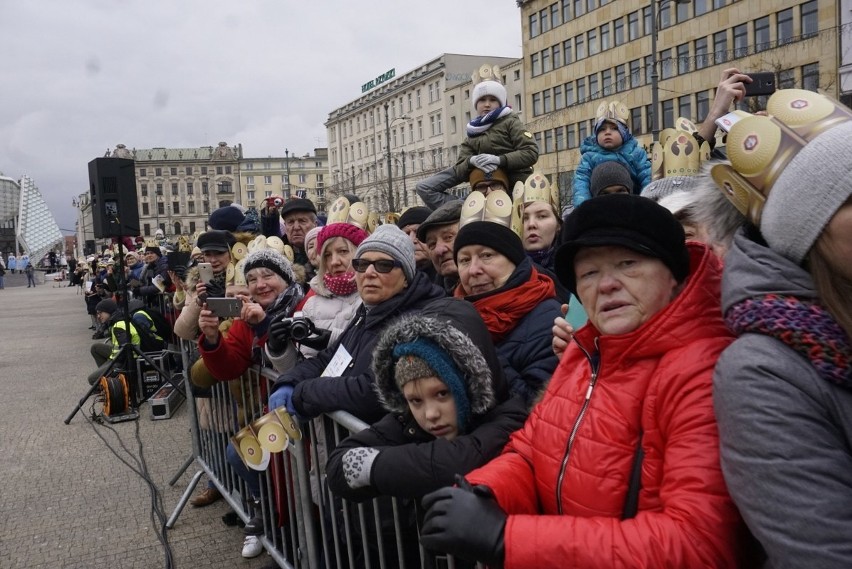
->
[74,68,852,568]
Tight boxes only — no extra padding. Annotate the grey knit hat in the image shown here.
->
[355,224,416,283]
[242,248,296,284]
[590,161,634,197]
[761,120,852,264]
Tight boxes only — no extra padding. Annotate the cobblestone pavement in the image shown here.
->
[0,284,274,569]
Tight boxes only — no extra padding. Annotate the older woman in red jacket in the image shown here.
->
[420,194,746,568]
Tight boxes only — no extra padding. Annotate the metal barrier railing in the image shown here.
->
[169,338,467,569]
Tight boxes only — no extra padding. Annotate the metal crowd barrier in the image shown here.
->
[168,336,468,569]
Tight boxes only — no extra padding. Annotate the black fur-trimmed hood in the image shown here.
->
[371,298,508,417]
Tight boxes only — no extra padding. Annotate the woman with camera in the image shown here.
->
[268,224,445,424]
[266,222,369,360]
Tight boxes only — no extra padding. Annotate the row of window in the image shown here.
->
[340,85,441,141]
[532,63,820,154]
[531,1,817,80]
[341,114,446,163]
[244,160,321,170]
[530,2,819,118]
[143,221,200,237]
[138,165,232,177]
[529,0,740,40]
[245,174,312,185]
[141,201,208,217]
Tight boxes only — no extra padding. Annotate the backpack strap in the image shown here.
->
[621,428,644,520]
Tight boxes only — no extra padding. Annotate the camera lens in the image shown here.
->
[290,318,310,341]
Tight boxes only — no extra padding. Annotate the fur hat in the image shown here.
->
[242,248,296,284]
[355,224,416,283]
[396,207,432,230]
[556,194,689,295]
[415,200,463,242]
[208,205,245,232]
[317,223,369,254]
[468,168,510,191]
[471,80,507,112]
[590,161,635,197]
[95,299,117,315]
[372,300,498,432]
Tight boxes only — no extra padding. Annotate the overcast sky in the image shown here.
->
[0,1,522,234]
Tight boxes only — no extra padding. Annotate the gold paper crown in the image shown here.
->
[176,234,192,253]
[650,117,711,180]
[144,238,159,249]
[512,172,560,212]
[595,100,630,128]
[327,196,376,233]
[459,190,523,237]
[471,64,502,85]
[231,408,302,471]
[711,89,852,225]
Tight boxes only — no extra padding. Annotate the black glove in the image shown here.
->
[204,281,225,298]
[172,264,187,280]
[266,317,294,354]
[420,475,506,567]
[299,327,332,352]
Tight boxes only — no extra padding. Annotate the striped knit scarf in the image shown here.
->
[466,106,513,137]
[725,294,852,390]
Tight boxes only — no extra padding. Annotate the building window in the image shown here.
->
[733,24,748,57]
[662,99,675,129]
[542,48,551,73]
[713,0,726,8]
[575,34,586,60]
[801,1,818,39]
[644,55,653,84]
[299,174,307,183]
[540,8,550,33]
[696,90,710,122]
[142,202,149,216]
[202,182,208,195]
[531,53,541,76]
[201,166,207,175]
[416,89,422,108]
[141,183,148,197]
[563,39,573,65]
[659,1,672,29]
[155,167,162,176]
[600,23,611,51]
[551,3,561,28]
[574,0,585,17]
[188,201,195,214]
[139,168,147,177]
[544,129,554,154]
[694,0,708,16]
[577,78,586,102]
[245,163,253,170]
[588,29,598,56]
[678,96,692,121]
[187,182,193,195]
[172,201,180,214]
[628,11,640,41]
[189,221,196,233]
[615,65,626,92]
[578,120,588,141]
[602,69,612,96]
[543,89,552,113]
[554,84,564,109]
[170,167,177,176]
[802,62,819,91]
[556,125,565,151]
[225,166,232,175]
[216,166,223,175]
[614,17,625,45]
[660,48,674,79]
[562,0,572,22]
[144,223,150,236]
[565,83,575,106]
[157,202,165,215]
[643,7,652,36]
[532,92,542,116]
[676,1,691,23]
[695,37,709,69]
[777,8,793,45]
[263,175,271,184]
[754,16,770,52]
[567,124,577,148]
[630,107,643,135]
[171,183,178,195]
[589,74,599,99]
[778,68,796,89]
[629,59,641,88]
[677,43,690,75]
[552,45,562,69]
[713,30,728,65]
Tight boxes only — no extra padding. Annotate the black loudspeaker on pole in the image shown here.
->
[88,157,140,239]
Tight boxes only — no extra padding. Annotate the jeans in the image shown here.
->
[26,273,36,287]
[226,440,260,500]
[415,167,463,211]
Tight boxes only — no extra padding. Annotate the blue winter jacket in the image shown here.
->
[572,135,651,207]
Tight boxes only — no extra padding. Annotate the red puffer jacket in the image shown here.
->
[466,243,745,568]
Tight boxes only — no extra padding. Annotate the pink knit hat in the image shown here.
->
[317,223,369,253]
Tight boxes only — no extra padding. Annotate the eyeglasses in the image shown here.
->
[473,181,505,192]
[351,258,402,273]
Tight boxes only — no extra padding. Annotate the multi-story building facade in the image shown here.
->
[519,0,840,206]
[239,148,329,214]
[325,53,524,214]
[1,173,63,262]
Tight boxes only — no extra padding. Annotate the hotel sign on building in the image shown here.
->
[361,68,395,93]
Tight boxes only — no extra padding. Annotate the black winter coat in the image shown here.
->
[272,270,446,423]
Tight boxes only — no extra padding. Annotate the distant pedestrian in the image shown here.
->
[7,253,16,274]
[0,256,5,289]
[25,264,36,288]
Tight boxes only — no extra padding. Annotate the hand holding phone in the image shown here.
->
[198,262,214,284]
[744,72,776,97]
[205,297,243,318]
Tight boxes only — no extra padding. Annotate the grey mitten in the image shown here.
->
[342,447,380,489]
[472,154,500,173]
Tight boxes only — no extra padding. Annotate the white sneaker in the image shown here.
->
[242,535,263,558]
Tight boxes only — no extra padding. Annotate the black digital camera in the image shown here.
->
[289,317,314,341]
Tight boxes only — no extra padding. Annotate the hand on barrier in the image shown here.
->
[269,384,298,419]
[342,447,380,489]
[420,475,505,567]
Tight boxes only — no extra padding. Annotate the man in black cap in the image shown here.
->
[279,198,319,286]
[416,201,464,294]
[87,298,141,385]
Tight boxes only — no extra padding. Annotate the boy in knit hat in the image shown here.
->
[589,161,635,197]
[571,100,652,209]
[416,66,539,210]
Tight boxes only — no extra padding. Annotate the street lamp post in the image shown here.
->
[650,0,691,139]
[383,102,412,213]
[284,148,291,199]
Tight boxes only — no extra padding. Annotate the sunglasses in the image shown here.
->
[351,258,402,273]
